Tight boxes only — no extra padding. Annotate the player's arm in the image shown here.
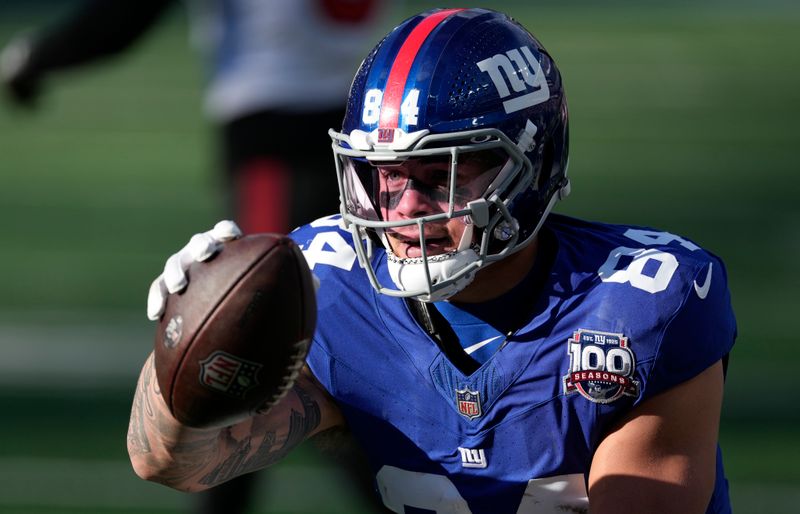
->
[1,0,174,107]
[127,353,344,492]
[588,359,724,513]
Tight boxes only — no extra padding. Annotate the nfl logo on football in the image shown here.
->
[200,351,262,398]
[456,388,482,419]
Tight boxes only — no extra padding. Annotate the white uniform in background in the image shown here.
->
[188,0,395,122]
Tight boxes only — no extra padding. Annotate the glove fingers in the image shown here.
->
[187,232,219,262]
[147,275,169,320]
[211,220,242,241]
[147,221,242,321]
[164,252,189,294]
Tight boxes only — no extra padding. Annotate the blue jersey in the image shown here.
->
[292,213,736,514]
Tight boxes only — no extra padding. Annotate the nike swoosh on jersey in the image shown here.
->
[464,335,504,355]
[693,262,713,300]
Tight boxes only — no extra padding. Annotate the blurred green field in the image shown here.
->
[1,1,798,513]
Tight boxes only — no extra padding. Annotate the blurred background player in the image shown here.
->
[0,0,395,234]
[0,0,395,512]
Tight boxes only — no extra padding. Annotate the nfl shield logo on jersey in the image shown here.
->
[456,388,482,419]
[563,329,640,404]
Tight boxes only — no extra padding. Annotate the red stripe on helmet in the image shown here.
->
[378,8,464,129]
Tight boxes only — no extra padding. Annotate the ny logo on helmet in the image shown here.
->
[477,46,550,114]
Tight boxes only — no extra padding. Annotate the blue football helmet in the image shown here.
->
[330,8,569,301]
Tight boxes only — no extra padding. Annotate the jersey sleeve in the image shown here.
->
[642,252,737,400]
[306,334,336,395]
[290,215,360,396]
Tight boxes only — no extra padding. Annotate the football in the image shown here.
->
[153,234,316,428]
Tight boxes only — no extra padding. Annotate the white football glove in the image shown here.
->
[146,220,243,320]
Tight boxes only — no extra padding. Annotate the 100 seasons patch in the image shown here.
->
[563,329,640,404]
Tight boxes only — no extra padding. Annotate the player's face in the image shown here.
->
[377,154,499,259]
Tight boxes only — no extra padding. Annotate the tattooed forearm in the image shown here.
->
[129,359,337,492]
[127,354,156,455]
[149,430,220,486]
[199,383,323,486]
[295,385,322,437]
[128,353,221,489]
[199,429,254,485]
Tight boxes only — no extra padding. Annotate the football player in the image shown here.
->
[129,8,736,513]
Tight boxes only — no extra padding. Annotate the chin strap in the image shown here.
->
[405,299,480,375]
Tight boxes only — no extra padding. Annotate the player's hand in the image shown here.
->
[146,220,243,321]
[0,34,42,108]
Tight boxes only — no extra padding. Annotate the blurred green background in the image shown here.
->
[0,0,798,512]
